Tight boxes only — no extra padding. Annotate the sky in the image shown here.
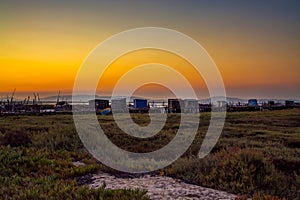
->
[0,0,299,99]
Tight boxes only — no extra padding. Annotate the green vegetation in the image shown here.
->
[0,115,149,200]
[0,109,299,199]
[162,110,300,199]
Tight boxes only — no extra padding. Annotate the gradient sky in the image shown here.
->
[0,0,299,99]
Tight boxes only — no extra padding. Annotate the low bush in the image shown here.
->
[0,147,149,200]
[236,193,286,200]
[2,129,31,147]
[165,148,298,199]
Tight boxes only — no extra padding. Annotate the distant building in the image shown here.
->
[111,98,127,113]
[248,99,258,107]
[183,99,199,113]
[216,101,227,108]
[168,99,183,113]
[133,99,148,109]
[268,101,275,106]
[89,99,109,110]
[285,100,294,107]
[55,101,71,111]
[199,103,211,112]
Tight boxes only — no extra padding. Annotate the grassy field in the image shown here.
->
[0,109,299,199]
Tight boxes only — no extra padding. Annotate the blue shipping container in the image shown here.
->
[248,99,258,107]
[134,99,148,109]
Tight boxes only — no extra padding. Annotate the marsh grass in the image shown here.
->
[0,109,299,199]
[0,115,150,200]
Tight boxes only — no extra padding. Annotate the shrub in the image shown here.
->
[236,193,286,200]
[166,148,297,199]
[31,126,83,151]
[2,129,31,147]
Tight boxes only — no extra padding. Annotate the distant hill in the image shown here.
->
[199,96,248,104]
[41,95,108,102]
[40,95,299,104]
[197,96,299,105]
[41,95,143,102]
[0,97,22,102]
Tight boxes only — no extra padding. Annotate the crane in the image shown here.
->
[56,90,60,106]
[27,96,30,105]
[37,93,41,105]
[33,93,37,104]
[10,88,16,104]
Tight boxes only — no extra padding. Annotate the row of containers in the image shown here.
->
[88,98,300,115]
[89,98,200,115]
[1,98,298,115]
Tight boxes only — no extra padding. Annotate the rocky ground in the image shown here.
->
[88,172,237,200]
[73,161,237,199]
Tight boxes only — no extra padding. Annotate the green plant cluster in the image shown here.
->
[160,109,300,199]
[166,148,298,199]
[0,115,149,200]
[0,147,149,200]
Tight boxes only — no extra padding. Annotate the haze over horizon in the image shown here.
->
[1,1,299,99]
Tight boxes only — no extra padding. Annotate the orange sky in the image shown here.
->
[98,49,209,99]
[0,1,299,99]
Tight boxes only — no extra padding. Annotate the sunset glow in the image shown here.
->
[1,1,299,99]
